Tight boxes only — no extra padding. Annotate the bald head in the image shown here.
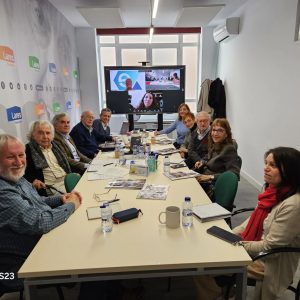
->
[81,111,94,128]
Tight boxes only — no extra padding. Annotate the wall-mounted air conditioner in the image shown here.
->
[213,17,240,43]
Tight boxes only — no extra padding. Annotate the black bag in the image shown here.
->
[112,208,143,224]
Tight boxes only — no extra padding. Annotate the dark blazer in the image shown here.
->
[70,122,113,159]
[54,132,91,175]
[93,119,110,136]
[203,142,240,179]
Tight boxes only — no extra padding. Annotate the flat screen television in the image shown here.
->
[104,65,185,114]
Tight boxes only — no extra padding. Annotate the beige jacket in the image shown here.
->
[233,193,300,299]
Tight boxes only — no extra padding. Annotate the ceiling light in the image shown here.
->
[152,0,159,19]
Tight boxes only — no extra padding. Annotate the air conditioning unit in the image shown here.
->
[213,17,240,43]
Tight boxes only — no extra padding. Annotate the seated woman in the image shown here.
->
[195,118,240,198]
[195,147,300,300]
[134,92,160,112]
[179,112,197,159]
[24,120,72,196]
[154,103,190,149]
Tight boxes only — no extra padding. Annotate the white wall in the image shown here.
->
[217,0,300,188]
[75,28,100,114]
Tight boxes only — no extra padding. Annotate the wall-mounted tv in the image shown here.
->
[104,65,185,114]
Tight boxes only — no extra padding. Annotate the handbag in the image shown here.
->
[112,208,143,224]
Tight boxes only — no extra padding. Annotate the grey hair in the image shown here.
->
[27,120,54,140]
[52,113,69,127]
[0,134,23,156]
[100,108,111,116]
[196,111,211,121]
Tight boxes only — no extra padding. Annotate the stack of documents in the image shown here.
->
[193,203,232,222]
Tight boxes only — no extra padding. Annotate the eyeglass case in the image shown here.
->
[112,208,143,224]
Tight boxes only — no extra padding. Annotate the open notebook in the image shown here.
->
[193,203,231,222]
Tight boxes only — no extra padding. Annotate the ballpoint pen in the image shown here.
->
[103,162,114,167]
[108,199,120,203]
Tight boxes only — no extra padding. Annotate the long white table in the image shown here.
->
[19,141,251,299]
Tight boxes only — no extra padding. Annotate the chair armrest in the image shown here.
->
[231,207,255,216]
[253,247,300,261]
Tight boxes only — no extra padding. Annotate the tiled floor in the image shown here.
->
[2,177,299,299]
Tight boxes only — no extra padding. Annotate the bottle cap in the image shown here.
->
[185,197,191,201]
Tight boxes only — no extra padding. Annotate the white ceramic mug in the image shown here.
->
[158,206,180,228]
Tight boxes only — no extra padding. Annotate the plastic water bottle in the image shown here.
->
[164,155,170,174]
[145,143,151,157]
[101,202,113,233]
[182,197,193,227]
[119,147,125,165]
[133,144,138,158]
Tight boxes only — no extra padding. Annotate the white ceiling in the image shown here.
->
[48,0,248,29]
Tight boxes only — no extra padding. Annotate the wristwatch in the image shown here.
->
[210,175,214,180]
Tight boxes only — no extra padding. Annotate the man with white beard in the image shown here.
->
[0,134,82,290]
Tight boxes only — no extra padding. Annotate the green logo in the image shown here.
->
[52,102,61,113]
[73,70,78,79]
[29,56,40,70]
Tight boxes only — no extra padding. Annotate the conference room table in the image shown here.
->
[18,136,251,299]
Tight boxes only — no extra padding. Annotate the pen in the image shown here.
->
[108,199,120,203]
[103,163,113,167]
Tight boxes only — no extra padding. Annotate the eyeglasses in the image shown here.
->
[212,128,225,134]
[93,189,118,202]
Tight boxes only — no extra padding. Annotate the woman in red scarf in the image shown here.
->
[195,147,300,300]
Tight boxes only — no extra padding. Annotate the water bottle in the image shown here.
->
[114,143,120,159]
[182,197,193,227]
[101,202,113,233]
[145,143,151,157]
[133,144,138,158]
[129,160,136,174]
[163,155,170,174]
[119,147,125,165]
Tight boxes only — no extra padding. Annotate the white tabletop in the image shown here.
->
[19,141,251,279]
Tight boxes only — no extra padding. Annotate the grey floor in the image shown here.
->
[2,177,299,300]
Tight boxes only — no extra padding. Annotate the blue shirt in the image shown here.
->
[0,177,75,235]
[160,119,189,145]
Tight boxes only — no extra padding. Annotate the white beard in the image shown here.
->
[0,165,26,182]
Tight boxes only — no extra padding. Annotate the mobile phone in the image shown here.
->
[170,163,185,169]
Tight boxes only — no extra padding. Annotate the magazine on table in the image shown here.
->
[155,138,174,145]
[164,170,199,180]
[156,148,179,155]
[193,203,232,222]
[136,184,169,200]
[105,179,146,189]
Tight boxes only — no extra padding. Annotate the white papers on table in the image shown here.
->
[87,166,129,181]
[87,159,117,172]
[164,170,199,180]
[136,184,169,200]
[193,203,232,222]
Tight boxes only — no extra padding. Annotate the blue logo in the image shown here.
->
[6,106,22,123]
[66,100,72,110]
[113,70,142,90]
[49,63,57,73]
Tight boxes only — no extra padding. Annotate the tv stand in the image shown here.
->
[128,114,163,132]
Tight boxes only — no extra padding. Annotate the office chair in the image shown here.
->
[64,173,81,193]
[224,247,300,300]
[213,171,239,228]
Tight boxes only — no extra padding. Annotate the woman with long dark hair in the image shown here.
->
[195,147,300,300]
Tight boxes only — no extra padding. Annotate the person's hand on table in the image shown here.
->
[32,179,46,190]
[196,174,214,182]
[62,191,82,210]
[194,161,202,169]
[154,130,160,136]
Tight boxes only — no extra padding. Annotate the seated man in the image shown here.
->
[53,113,91,175]
[70,111,115,159]
[0,134,81,290]
[93,108,112,136]
[186,111,211,169]
[24,120,72,196]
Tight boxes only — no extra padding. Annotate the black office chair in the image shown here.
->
[224,247,300,300]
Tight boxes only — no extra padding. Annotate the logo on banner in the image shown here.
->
[63,67,69,76]
[0,46,15,64]
[73,70,78,79]
[35,101,45,116]
[52,102,61,113]
[29,56,40,70]
[75,100,81,108]
[49,63,57,73]
[6,106,22,123]
[113,71,142,90]
[66,100,72,110]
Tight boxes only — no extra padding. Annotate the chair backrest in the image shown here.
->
[214,171,238,211]
[64,173,81,193]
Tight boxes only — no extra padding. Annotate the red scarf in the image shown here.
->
[241,185,289,241]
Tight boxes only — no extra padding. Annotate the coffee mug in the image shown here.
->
[158,206,180,228]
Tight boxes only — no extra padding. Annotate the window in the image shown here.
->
[98,33,200,112]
